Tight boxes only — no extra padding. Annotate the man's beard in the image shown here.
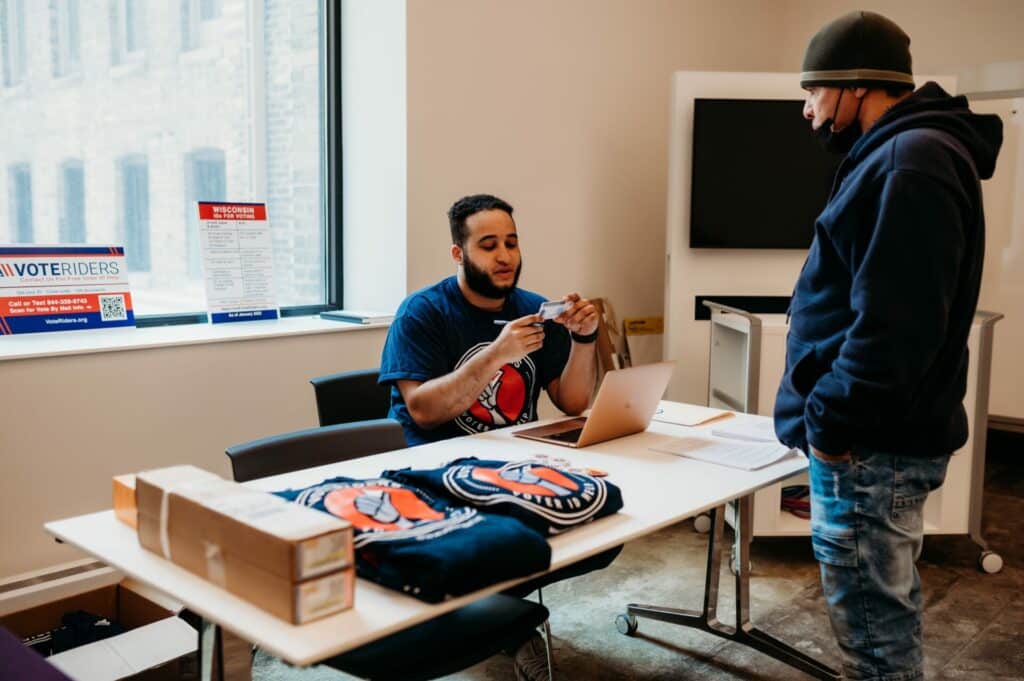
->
[463,254,522,299]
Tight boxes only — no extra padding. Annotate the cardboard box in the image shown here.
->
[112,474,137,530]
[135,465,354,623]
[0,575,196,681]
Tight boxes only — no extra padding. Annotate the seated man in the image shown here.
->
[379,193,620,680]
[381,193,598,445]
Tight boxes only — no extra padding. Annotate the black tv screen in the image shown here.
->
[689,98,842,249]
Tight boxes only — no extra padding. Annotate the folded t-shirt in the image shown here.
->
[385,458,623,536]
[274,476,550,602]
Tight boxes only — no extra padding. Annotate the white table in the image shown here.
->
[45,410,837,679]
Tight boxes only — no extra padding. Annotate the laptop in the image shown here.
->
[512,361,675,448]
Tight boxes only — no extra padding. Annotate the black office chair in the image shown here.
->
[224,421,552,681]
[309,368,392,426]
[225,420,407,483]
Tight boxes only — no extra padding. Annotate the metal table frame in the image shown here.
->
[620,495,841,680]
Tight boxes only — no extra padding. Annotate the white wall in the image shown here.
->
[0,329,386,577]
[974,95,1024,420]
[405,0,1024,330]
[662,72,810,403]
[341,0,407,312]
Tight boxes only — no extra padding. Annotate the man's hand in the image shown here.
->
[489,313,545,365]
[552,292,598,337]
[810,446,852,463]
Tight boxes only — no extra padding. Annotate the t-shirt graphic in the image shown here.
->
[379,276,570,446]
[385,458,624,536]
[456,343,536,435]
[274,476,550,602]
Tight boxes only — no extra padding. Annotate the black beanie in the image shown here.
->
[800,11,914,90]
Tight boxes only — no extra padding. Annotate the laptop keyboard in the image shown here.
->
[547,427,584,443]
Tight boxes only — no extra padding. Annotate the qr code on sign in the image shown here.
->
[99,294,127,321]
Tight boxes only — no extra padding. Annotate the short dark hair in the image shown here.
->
[448,194,514,246]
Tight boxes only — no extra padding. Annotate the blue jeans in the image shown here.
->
[808,447,949,681]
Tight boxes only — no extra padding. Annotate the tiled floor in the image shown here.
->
[256,429,1023,680]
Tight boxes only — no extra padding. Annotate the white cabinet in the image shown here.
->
[705,302,1004,570]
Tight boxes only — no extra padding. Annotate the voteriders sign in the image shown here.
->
[0,246,134,335]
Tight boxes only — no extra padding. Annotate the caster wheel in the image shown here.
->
[693,514,711,534]
[979,550,1003,574]
[615,613,638,636]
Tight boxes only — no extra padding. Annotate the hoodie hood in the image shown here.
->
[848,81,1003,179]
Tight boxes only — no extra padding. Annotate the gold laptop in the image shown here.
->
[512,361,675,448]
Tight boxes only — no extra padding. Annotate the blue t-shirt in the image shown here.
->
[273,476,551,603]
[380,276,571,446]
[385,457,624,536]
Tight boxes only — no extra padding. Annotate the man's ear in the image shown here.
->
[451,243,463,265]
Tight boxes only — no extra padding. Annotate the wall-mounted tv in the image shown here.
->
[689,98,842,249]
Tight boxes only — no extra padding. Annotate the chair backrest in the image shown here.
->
[310,368,392,427]
[225,419,407,482]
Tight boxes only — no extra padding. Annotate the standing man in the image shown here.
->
[380,193,599,446]
[775,11,1002,681]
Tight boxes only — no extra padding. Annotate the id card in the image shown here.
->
[539,300,569,320]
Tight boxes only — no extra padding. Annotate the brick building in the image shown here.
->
[0,0,323,314]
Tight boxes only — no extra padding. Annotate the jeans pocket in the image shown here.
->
[892,455,950,533]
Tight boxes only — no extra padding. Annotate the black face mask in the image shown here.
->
[814,88,864,155]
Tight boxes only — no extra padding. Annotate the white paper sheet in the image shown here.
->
[651,401,732,427]
[649,435,801,470]
[709,415,779,443]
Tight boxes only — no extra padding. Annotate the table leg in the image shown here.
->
[198,619,221,681]
[198,619,253,681]
[622,497,841,680]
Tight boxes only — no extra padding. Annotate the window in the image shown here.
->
[7,163,33,242]
[0,1,331,320]
[50,0,80,78]
[200,0,222,21]
[1,0,27,87]
[119,155,150,272]
[182,0,222,52]
[185,148,226,277]
[59,160,86,243]
[110,0,144,65]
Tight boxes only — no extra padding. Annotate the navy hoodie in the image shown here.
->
[774,82,1002,458]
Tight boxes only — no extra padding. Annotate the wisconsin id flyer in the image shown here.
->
[0,246,135,335]
[197,202,279,324]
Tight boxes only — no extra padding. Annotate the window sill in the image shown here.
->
[0,315,390,363]
[52,71,83,86]
[178,45,222,65]
[1,82,28,98]
[110,59,145,80]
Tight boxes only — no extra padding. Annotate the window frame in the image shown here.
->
[118,154,151,273]
[2,0,28,87]
[111,0,145,67]
[7,162,34,243]
[59,158,86,243]
[136,0,342,328]
[51,0,81,78]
